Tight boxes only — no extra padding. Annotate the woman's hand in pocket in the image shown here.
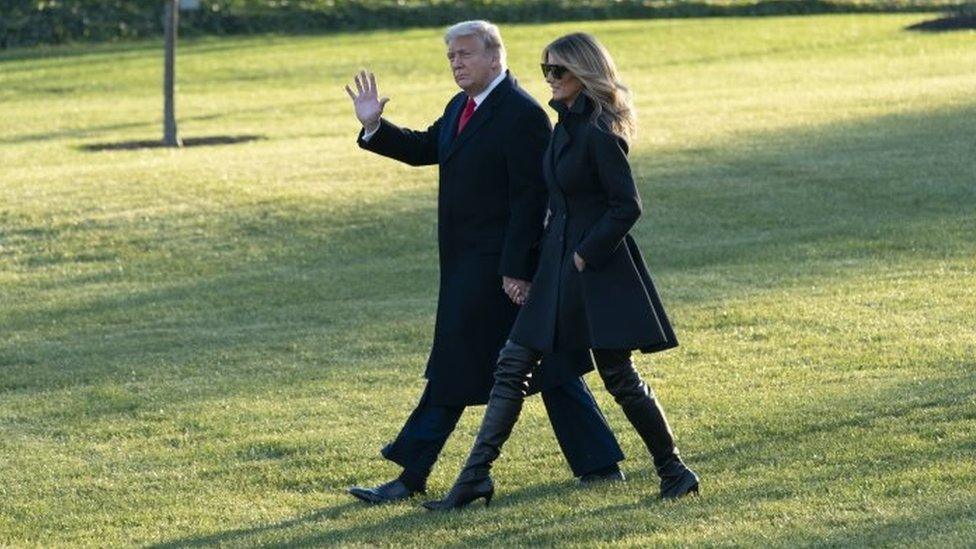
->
[573,252,586,272]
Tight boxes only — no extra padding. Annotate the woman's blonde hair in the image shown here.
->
[543,33,636,141]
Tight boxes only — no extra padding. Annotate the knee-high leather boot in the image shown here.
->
[596,350,700,499]
[423,341,538,510]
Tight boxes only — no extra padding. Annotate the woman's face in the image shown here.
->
[545,53,583,106]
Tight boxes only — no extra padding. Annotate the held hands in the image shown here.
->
[573,252,586,272]
[344,70,389,133]
[503,276,531,306]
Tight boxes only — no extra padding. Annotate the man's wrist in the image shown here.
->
[363,119,381,136]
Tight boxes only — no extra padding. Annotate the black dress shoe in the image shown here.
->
[579,469,626,485]
[347,479,422,504]
[422,478,494,511]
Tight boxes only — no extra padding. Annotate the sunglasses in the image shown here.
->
[540,63,569,79]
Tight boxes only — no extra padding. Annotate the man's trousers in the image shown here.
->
[381,376,624,480]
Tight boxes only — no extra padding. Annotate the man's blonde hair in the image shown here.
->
[444,20,507,67]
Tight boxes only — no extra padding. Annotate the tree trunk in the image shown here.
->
[163,0,182,147]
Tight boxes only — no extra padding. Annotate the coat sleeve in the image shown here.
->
[575,128,643,270]
[498,106,551,280]
[357,117,441,166]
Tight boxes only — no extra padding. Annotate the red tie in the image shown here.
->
[457,97,476,135]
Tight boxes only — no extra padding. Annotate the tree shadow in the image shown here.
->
[906,15,976,32]
[0,36,303,67]
[78,134,265,151]
[0,99,320,145]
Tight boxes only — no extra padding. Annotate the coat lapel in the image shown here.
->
[547,96,589,189]
[438,93,466,163]
[442,72,514,163]
[552,123,572,164]
[544,131,560,190]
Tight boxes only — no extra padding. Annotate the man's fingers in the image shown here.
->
[355,73,365,95]
[344,85,357,101]
[361,70,371,94]
[369,72,378,95]
[379,97,390,109]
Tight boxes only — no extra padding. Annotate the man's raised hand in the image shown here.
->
[344,70,389,133]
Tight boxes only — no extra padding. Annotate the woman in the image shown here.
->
[423,33,699,510]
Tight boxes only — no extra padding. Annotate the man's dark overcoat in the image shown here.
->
[358,73,593,406]
[510,96,679,353]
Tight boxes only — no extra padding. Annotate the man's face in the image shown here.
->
[447,35,499,95]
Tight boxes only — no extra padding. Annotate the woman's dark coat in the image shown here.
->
[358,73,594,406]
[511,96,679,353]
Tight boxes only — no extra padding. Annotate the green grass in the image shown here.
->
[2,13,975,547]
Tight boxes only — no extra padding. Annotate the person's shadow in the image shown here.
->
[148,501,360,548]
[149,480,583,547]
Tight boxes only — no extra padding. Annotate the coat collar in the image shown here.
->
[548,93,592,122]
[440,70,516,163]
[548,95,592,164]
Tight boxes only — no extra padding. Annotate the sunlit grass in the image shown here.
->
[1,14,974,547]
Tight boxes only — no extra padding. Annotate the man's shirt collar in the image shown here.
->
[470,70,507,108]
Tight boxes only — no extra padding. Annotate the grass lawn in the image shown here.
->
[1,13,975,547]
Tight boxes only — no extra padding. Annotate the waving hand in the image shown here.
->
[344,70,390,133]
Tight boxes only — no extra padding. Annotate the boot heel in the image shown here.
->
[423,478,495,511]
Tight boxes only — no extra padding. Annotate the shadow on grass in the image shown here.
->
[143,362,974,547]
[639,104,976,277]
[0,114,213,146]
[147,501,364,549]
[906,15,976,32]
[0,36,300,67]
[2,103,975,547]
[3,102,975,396]
[78,134,265,151]
[0,99,319,145]
[694,366,976,471]
[148,479,582,548]
[813,499,976,546]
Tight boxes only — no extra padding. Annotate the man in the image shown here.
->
[343,20,623,504]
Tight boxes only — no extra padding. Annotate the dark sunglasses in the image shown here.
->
[540,63,569,79]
